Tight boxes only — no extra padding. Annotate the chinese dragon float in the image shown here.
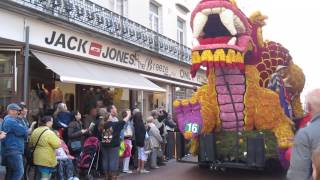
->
[174,0,305,169]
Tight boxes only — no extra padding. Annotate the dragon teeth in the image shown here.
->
[228,37,237,45]
[193,12,208,38]
[220,9,237,36]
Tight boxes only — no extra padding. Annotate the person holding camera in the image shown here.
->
[18,102,37,135]
[99,105,131,180]
[1,103,28,180]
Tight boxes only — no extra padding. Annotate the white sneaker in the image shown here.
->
[123,170,133,174]
[140,169,150,173]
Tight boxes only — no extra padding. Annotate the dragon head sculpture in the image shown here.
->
[191,0,258,77]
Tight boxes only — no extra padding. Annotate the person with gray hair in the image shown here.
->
[146,116,163,169]
[287,89,320,180]
[1,103,28,180]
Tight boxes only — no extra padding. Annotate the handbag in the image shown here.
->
[122,139,132,158]
[27,129,48,166]
[144,132,152,154]
[70,140,82,151]
[119,140,125,157]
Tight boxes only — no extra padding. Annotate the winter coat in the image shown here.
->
[30,126,60,167]
[68,120,84,144]
[147,123,163,149]
[287,114,320,180]
[1,115,28,156]
[56,112,72,128]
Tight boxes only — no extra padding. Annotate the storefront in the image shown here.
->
[0,8,206,120]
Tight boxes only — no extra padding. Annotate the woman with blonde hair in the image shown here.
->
[53,103,72,142]
[53,103,72,126]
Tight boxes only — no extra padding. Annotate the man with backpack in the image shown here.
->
[1,103,28,180]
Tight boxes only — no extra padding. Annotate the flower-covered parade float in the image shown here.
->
[174,0,305,170]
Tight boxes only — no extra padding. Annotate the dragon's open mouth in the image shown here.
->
[190,1,253,76]
[192,4,251,52]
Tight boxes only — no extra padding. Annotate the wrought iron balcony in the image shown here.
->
[9,0,192,64]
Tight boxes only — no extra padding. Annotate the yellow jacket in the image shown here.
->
[30,126,60,167]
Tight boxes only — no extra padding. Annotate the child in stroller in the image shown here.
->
[55,137,79,180]
[78,136,101,179]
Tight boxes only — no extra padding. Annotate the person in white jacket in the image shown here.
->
[146,116,163,169]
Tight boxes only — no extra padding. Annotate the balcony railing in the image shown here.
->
[10,0,192,64]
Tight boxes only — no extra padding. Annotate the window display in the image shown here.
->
[77,85,129,115]
[0,51,16,119]
[29,82,53,117]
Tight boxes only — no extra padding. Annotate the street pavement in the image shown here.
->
[116,160,286,180]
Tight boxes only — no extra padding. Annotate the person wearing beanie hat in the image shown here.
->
[1,103,28,180]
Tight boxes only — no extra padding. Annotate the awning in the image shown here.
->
[31,51,166,92]
[140,74,198,88]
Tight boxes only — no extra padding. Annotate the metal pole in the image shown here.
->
[141,90,144,116]
[23,26,30,103]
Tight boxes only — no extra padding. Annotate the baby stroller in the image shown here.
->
[78,137,101,179]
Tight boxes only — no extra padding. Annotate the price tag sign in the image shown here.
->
[184,123,200,134]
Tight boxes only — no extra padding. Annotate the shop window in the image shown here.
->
[0,51,15,119]
[142,91,167,119]
[76,85,129,116]
[29,56,55,118]
[174,86,195,100]
[174,86,186,100]
[186,88,194,99]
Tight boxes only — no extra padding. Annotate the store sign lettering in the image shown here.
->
[45,31,88,53]
[145,57,169,74]
[180,69,191,80]
[43,30,203,84]
[136,57,169,74]
[45,31,136,65]
[102,47,135,65]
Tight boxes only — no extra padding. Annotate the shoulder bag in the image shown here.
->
[69,122,82,152]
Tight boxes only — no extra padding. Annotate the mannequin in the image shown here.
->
[51,85,63,105]
[88,87,96,109]
[42,83,50,110]
[29,89,41,116]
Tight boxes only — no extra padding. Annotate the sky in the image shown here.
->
[189,0,320,100]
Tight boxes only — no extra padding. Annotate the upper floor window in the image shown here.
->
[177,18,186,45]
[149,2,160,32]
[114,0,128,17]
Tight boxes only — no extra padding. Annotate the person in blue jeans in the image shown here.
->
[1,103,28,180]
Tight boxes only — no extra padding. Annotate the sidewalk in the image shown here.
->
[95,159,175,180]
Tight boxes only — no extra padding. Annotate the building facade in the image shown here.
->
[0,0,205,119]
